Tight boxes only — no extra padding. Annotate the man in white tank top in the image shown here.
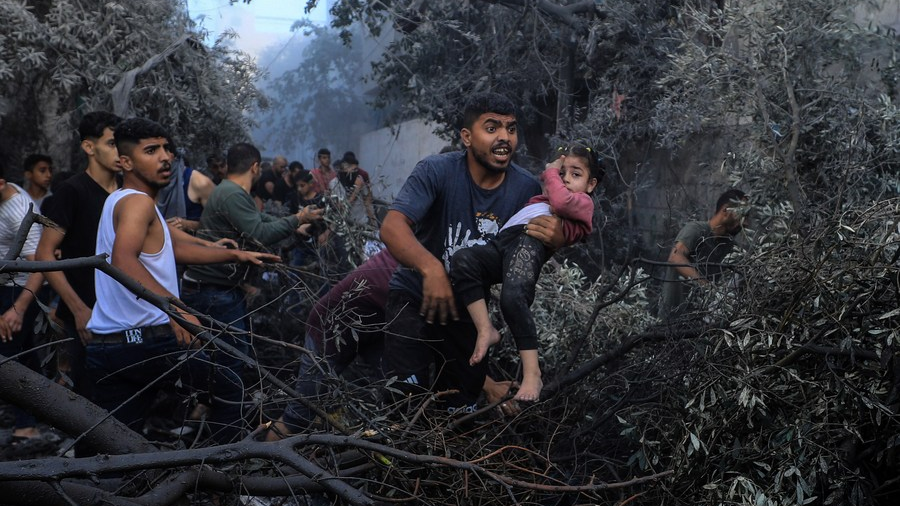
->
[86,118,279,444]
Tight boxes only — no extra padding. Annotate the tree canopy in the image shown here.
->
[0,0,265,176]
[258,20,378,159]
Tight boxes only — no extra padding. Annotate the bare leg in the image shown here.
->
[265,417,291,442]
[514,349,543,401]
[467,299,501,366]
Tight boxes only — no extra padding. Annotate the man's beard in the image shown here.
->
[472,146,511,173]
[136,163,172,190]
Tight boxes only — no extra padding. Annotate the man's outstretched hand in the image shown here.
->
[234,251,281,265]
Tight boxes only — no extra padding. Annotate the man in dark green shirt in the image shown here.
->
[182,143,322,375]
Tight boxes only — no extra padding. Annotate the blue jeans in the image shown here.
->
[86,329,244,443]
[181,284,250,378]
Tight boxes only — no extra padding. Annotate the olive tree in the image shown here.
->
[0,0,265,177]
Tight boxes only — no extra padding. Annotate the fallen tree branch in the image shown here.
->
[0,354,163,504]
[0,433,673,496]
[131,463,376,506]
[0,254,349,435]
[0,437,373,505]
[0,481,144,506]
[0,354,157,455]
[543,324,717,398]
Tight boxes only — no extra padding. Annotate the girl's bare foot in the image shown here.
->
[469,327,501,365]
[514,373,543,402]
[264,419,290,442]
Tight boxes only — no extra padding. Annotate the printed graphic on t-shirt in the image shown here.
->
[441,211,501,270]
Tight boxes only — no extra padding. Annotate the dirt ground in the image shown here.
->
[0,403,67,461]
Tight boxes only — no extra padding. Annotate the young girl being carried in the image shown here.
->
[450,144,601,401]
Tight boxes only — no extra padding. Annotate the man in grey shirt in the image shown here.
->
[659,188,748,320]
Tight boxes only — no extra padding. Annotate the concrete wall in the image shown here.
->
[358,118,449,202]
[620,130,748,253]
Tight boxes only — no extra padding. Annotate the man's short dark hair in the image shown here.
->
[78,111,122,141]
[289,161,304,172]
[341,151,359,166]
[317,148,331,157]
[227,143,261,175]
[207,154,225,167]
[114,118,171,157]
[462,92,516,129]
[715,188,747,213]
[23,154,52,172]
[293,170,313,185]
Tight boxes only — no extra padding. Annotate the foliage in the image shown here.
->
[0,0,264,175]
[653,0,899,210]
[259,20,378,158]
[293,0,631,165]
[601,197,900,506]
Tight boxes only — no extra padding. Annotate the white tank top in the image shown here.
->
[88,189,179,334]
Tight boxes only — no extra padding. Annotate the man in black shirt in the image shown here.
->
[256,155,290,205]
[36,111,122,391]
[285,170,328,268]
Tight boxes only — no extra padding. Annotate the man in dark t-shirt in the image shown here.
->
[658,188,748,320]
[44,175,110,319]
[268,249,523,438]
[256,155,290,204]
[36,111,122,391]
[380,92,563,413]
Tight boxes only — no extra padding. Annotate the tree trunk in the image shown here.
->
[556,31,576,137]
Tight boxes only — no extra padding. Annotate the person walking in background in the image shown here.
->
[311,148,337,195]
[256,155,290,205]
[332,151,377,226]
[206,154,227,185]
[182,143,322,378]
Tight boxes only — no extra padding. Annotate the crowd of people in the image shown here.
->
[0,91,748,449]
